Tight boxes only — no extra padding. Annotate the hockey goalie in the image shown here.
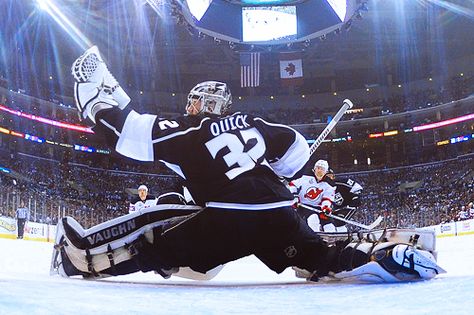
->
[50,46,446,284]
[50,201,446,283]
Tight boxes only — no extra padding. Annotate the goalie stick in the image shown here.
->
[309,99,354,156]
[298,203,383,230]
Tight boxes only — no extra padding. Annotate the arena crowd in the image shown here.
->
[0,72,473,229]
[1,148,472,229]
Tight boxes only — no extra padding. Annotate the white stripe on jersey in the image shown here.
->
[269,132,309,178]
[151,116,211,144]
[116,110,157,161]
[159,159,186,179]
[253,117,309,178]
[207,200,294,210]
[99,118,121,137]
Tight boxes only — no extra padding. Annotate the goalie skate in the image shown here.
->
[332,241,446,283]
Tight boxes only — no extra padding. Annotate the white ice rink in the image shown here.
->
[1,234,474,315]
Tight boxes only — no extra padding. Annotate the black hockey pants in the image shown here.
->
[149,206,331,274]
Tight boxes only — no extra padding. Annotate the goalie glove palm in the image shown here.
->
[73,82,118,124]
[71,46,130,124]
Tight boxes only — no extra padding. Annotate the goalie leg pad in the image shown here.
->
[50,204,203,278]
[125,233,177,278]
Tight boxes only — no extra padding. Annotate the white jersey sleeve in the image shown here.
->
[115,110,157,162]
[129,197,158,214]
[350,181,363,194]
[288,175,307,194]
[319,181,335,209]
[269,131,309,178]
[252,117,310,178]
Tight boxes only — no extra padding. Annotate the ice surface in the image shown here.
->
[0,235,473,315]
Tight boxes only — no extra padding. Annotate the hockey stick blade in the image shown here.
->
[298,203,383,230]
[309,99,354,156]
[366,215,384,230]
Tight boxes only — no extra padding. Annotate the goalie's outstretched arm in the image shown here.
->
[95,107,160,162]
[72,46,170,163]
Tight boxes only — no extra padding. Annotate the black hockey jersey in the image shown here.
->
[96,110,309,210]
[333,178,363,210]
[317,178,363,228]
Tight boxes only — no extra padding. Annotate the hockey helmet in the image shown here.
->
[186,81,232,116]
[138,185,148,192]
[313,160,329,173]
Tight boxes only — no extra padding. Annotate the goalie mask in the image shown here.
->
[186,81,232,116]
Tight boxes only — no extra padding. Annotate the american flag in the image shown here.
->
[240,52,260,88]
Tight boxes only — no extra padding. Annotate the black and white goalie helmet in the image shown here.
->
[186,81,232,116]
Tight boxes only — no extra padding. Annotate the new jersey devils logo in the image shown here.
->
[304,187,323,200]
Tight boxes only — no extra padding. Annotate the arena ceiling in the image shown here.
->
[224,1,307,4]
[0,0,473,96]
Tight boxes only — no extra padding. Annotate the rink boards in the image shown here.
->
[0,216,56,241]
[434,219,474,237]
[1,214,473,242]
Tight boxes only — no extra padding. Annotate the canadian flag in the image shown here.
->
[279,52,303,86]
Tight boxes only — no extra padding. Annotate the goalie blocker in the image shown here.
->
[51,195,446,283]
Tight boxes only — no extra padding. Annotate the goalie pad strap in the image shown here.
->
[106,245,117,275]
[86,249,99,277]
[346,239,362,271]
[316,228,437,254]
[126,234,174,278]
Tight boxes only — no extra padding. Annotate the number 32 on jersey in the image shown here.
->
[205,128,266,180]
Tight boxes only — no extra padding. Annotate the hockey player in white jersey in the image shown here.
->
[289,159,336,232]
[50,46,446,283]
[129,185,158,214]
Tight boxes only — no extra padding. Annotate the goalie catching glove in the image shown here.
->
[71,45,131,125]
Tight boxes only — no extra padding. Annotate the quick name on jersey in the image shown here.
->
[210,114,250,136]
